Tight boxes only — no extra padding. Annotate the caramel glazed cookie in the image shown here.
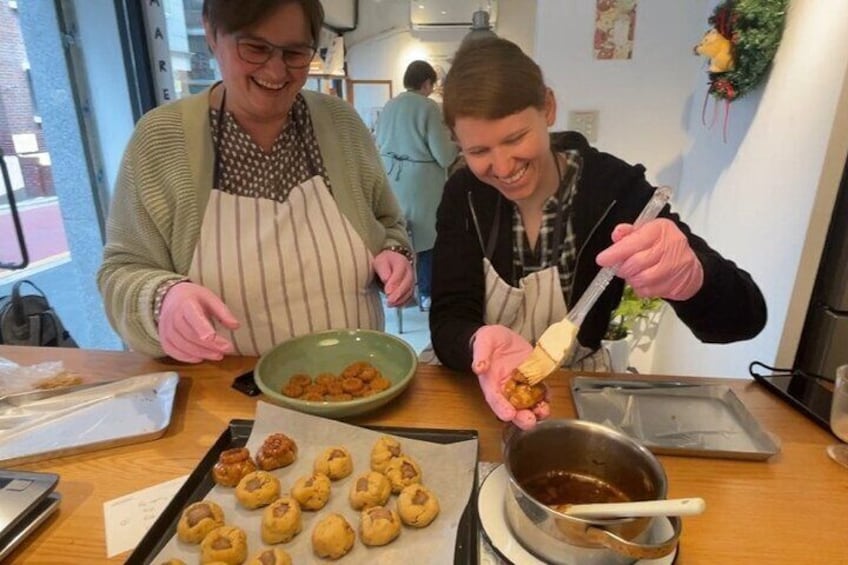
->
[212,447,257,487]
[255,432,298,471]
[176,500,225,544]
[312,513,356,560]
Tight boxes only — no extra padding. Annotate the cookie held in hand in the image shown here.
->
[502,371,545,410]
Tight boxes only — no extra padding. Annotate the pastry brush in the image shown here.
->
[516,186,673,385]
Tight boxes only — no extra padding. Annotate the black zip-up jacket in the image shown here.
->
[430,131,767,372]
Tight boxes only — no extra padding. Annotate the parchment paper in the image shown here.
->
[152,401,479,564]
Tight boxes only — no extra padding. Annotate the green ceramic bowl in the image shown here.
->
[254,329,418,419]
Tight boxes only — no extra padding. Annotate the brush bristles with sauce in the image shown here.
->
[516,318,579,385]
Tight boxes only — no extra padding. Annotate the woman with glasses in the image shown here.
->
[98,0,414,362]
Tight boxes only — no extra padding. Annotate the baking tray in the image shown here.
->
[126,420,479,565]
[571,377,780,460]
[0,372,179,466]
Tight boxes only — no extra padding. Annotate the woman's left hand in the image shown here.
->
[373,249,415,307]
[595,218,704,300]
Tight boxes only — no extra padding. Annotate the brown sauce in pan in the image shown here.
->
[522,471,630,506]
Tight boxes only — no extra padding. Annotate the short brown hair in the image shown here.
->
[403,60,437,90]
[442,37,547,129]
[203,0,324,46]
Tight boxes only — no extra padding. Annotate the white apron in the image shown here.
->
[482,257,609,371]
[188,175,383,357]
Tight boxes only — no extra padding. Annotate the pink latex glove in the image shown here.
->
[471,325,551,430]
[372,249,414,307]
[157,282,240,363]
[595,218,704,301]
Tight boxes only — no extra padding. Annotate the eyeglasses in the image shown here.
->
[235,37,316,69]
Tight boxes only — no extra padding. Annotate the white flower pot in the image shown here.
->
[602,337,631,373]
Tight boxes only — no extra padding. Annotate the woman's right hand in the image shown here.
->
[471,325,550,430]
[157,282,240,363]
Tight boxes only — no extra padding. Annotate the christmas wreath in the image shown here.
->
[699,0,788,102]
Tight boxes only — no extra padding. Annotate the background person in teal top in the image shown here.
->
[376,61,458,311]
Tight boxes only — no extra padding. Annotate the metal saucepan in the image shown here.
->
[503,419,682,565]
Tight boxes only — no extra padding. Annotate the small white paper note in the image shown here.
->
[103,474,188,558]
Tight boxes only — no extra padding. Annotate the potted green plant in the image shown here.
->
[602,285,664,372]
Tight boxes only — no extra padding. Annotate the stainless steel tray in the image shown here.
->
[571,377,780,460]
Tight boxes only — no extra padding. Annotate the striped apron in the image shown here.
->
[187,175,383,357]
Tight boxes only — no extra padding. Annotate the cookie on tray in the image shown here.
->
[359,505,401,546]
[176,500,225,544]
[261,495,302,544]
[291,472,332,510]
[311,513,355,560]
[370,436,403,474]
[349,471,392,510]
[212,447,257,488]
[384,455,422,493]
[235,470,281,510]
[255,432,298,471]
[397,483,440,527]
[314,446,353,480]
[199,525,248,565]
[246,547,292,565]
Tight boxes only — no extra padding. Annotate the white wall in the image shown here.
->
[345,0,537,97]
[536,0,848,377]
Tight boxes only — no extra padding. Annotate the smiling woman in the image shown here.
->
[97,0,414,364]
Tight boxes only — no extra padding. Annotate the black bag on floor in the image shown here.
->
[0,280,78,347]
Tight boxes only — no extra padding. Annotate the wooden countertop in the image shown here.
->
[1,345,846,564]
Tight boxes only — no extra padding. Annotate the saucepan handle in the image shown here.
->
[585,516,682,560]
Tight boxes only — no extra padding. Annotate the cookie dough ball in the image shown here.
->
[176,500,225,544]
[290,472,332,510]
[502,376,546,410]
[384,455,422,493]
[255,433,297,471]
[349,471,392,510]
[236,470,281,510]
[314,446,353,480]
[212,447,257,488]
[200,525,248,565]
[311,513,355,560]
[359,505,401,546]
[370,436,403,473]
[397,484,440,527]
[247,548,291,565]
[261,495,302,544]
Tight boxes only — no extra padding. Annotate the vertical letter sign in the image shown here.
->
[143,0,176,105]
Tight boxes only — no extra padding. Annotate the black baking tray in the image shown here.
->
[126,419,479,565]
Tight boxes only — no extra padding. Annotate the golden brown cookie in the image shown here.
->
[255,433,297,471]
[502,377,546,410]
[176,500,225,544]
[246,547,292,565]
[159,560,186,565]
[290,472,332,510]
[370,436,403,473]
[235,470,280,510]
[359,505,401,546]
[348,471,392,510]
[311,513,355,560]
[314,446,353,480]
[261,495,302,545]
[199,525,248,565]
[212,447,257,488]
[384,455,422,493]
[397,483,440,527]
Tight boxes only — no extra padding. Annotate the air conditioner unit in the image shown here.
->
[410,0,498,30]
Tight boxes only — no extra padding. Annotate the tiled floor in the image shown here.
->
[382,302,431,355]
